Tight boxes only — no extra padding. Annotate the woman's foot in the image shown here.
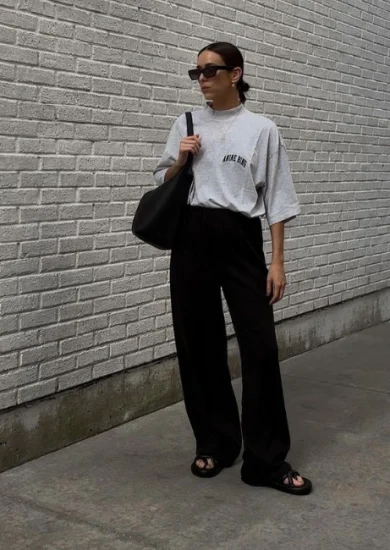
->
[191,455,235,478]
[195,457,215,470]
[285,471,305,487]
[241,467,312,495]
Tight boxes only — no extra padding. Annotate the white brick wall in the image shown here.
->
[0,0,389,409]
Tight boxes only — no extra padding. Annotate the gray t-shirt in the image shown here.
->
[153,103,300,226]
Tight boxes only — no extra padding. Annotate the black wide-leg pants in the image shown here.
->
[170,206,292,480]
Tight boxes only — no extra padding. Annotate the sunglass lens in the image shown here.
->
[188,70,200,80]
[203,67,217,78]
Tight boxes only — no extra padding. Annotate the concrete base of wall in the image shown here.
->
[1,287,389,473]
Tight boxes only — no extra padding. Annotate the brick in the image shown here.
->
[127,318,154,338]
[18,379,57,404]
[125,349,153,370]
[0,207,18,224]
[59,237,93,254]
[57,38,92,58]
[110,337,138,357]
[58,366,92,391]
[0,62,15,81]
[0,352,17,373]
[0,82,38,101]
[40,356,76,378]
[20,308,58,330]
[109,308,138,326]
[0,244,18,261]
[139,330,166,349]
[20,206,57,223]
[0,390,17,409]
[94,264,124,282]
[41,288,77,308]
[0,7,37,30]
[20,274,58,294]
[57,72,91,90]
[17,29,56,51]
[39,322,77,344]
[59,269,93,288]
[58,140,92,155]
[18,103,55,121]
[20,343,58,366]
[20,239,57,258]
[17,66,55,86]
[0,279,17,298]
[60,302,93,322]
[95,233,126,249]
[92,357,123,379]
[74,0,109,14]
[42,189,76,204]
[78,250,110,267]
[94,325,126,345]
[0,155,40,171]
[154,341,176,359]
[111,276,140,294]
[94,295,126,314]
[41,222,76,239]
[0,258,39,279]
[79,282,110,301]
[79,219,110,235]
[0,366,37,391]
[20,173,57,188]
[0,134,15,152]
[59,204,93,220]
[77,315,108,335]
[78,345,109,368]
[1,294,39,314]
[60,334,93,355]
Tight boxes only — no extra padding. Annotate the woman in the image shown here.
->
[153,42,312,496]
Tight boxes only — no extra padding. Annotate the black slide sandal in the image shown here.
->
[263,469,312,495]
[242,469,312,495]
[191,455,234,478]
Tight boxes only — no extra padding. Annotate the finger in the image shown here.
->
[279,285,286,300]
[266,278,272,296]
[186,136,200,143]
[190,145,199,155]
[270,284,281,304]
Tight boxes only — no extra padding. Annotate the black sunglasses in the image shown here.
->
[188,65,234,81]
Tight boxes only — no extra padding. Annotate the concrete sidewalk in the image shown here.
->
[0,321,389,550]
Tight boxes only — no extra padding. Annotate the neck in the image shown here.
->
[210,92,241,111]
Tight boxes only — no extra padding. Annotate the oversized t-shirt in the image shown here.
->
[153,103,300,226]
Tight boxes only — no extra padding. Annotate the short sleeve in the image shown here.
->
[263,127,301,226]
[153,116,184,186]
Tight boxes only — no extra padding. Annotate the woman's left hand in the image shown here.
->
[266,261,286,305]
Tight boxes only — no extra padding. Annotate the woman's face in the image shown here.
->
[196,50,240,103]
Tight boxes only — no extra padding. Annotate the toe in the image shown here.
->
[293,475,304,487]
[283,473,305,486]
[206,458,214,469]
[195,458,215,470]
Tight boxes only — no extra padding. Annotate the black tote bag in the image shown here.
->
[132,112,194,250]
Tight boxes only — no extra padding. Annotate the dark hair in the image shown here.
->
[198,42,250,103]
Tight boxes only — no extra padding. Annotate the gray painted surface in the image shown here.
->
[0,320,389,549]
[1,0,390,409]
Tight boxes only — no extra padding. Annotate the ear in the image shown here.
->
[232,67,243,85]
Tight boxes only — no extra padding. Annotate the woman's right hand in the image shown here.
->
[177,134,201,166]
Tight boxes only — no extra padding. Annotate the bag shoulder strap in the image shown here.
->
[185,111,194,136]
